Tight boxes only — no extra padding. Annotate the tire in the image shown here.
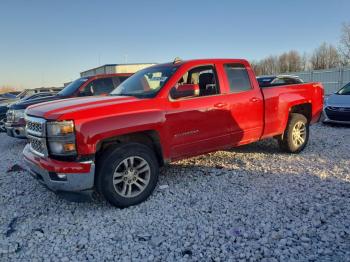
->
[278,113,309,153]
[96,143,159,207]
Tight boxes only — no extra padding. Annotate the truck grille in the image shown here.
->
[25,116,47,156]
[327,106,350,112]
[27,120,43,134]
[25,116,46,137]
[28,136,46,155]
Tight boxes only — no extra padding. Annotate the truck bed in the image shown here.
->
[261,82,324,139]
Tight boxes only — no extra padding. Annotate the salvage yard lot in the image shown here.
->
[0,124,349,261]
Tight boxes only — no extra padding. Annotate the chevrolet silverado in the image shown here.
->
[23,59,324,207]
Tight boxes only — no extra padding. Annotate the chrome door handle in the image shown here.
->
[250,97,259,102]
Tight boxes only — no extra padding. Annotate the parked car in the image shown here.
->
[23,58,324,207]
[323,82,350,124]
[0,93,17,100]
[0,96,21,132]
[0,104,8,132]
[19,92,57,102]
[257,75,304,88]
[5,73,132,138]
[0,91,62,132]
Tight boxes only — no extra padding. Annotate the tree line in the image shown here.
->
[251,23,350,76]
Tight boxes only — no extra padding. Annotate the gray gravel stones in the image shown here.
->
[0,123,349,261]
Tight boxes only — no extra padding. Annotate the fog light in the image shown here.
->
[57,174,67,179]
[48,141,76,155]
[49,172,67,181]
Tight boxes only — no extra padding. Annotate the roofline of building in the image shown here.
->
[80,63,157,74]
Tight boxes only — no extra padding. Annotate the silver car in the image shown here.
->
[323,82,350,124]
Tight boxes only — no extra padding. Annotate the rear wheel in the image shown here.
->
[96,143,159,207]
[278,113,309,153]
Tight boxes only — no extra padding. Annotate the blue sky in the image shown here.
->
[1,0,349,89]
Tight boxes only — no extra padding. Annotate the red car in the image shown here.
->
[5,73,132,138]
[23,59,324,207]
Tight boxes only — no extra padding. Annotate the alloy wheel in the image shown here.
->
[292,121,306,147]
[112,156,151,198]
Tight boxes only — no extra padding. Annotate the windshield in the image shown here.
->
[110,66,179,98]
[58,77,90,96]
[337,82,350,95]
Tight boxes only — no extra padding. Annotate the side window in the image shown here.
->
[111,76,129,89]
[170,65,220,100]
[224,64,252,93]
[82,78,114,96]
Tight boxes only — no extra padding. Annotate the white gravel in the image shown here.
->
[0,123,349,261]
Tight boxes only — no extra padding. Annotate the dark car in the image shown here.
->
[323,82,350,124]
[257,75,304,88]
[0,104,8,132]
[0,93,17,100]
[5,73,132,138]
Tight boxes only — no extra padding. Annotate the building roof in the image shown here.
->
[80,63,157,74]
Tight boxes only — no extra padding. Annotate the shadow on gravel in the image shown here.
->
[228,139,281,155]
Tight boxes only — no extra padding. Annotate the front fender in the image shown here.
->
[75,110,166,155]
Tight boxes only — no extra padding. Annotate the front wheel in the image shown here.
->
[96,143,159,207]
[278,113,309,153]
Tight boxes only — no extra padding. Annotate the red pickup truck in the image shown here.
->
[23,59,324,207]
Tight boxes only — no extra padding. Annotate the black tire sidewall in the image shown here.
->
[96,143,159,207]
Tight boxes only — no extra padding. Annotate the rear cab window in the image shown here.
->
[223,63,252,93]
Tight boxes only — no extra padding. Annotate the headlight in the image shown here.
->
[7,109,24,122]
[47,120,74,136]
[14,110,25,120]
[47,121,76,156]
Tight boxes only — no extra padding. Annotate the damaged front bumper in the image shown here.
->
[23,144,96,200]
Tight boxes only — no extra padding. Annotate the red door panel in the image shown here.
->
[165,95,233,160]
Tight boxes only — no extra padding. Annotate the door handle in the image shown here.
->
[250,97,259,102]
[214,102,227,108]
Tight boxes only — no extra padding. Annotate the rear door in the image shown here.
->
[222,63,264,145]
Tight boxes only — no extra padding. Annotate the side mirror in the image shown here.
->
[171,84,199,99]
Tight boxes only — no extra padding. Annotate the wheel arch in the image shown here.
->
[95,130,165,167]
[289,103,312,123]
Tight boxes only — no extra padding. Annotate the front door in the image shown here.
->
[164,65,233,160]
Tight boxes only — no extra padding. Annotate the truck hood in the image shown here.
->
[10,95,65,110]
[26,96,139,119]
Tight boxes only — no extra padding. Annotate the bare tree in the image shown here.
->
[260,55,279,75]
[287,50,303,72]
[310,42,341,70]
[250,60,262,76]
[301,52,310,71]
[277,50,303,73]
[339,22,350,66]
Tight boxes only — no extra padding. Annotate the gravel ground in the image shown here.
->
[0,123,349,262]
